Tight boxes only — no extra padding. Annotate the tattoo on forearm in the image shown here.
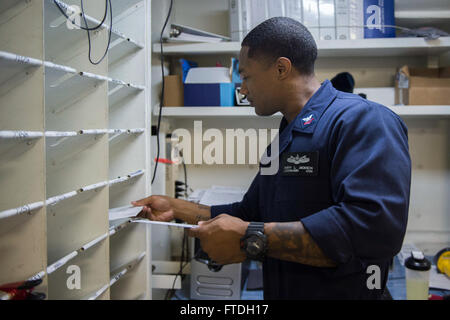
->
[266,222,337,268]
[193,204,210,223]
[197,204,209,210]
[195,214,209,223]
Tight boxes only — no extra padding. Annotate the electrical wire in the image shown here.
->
[53,0,109,31]
[53,0,112,65]
[182,158,188,199]
[152,0,174,185]
[81,0,112,65]
[165,230,190,300]
[165,154,190,300]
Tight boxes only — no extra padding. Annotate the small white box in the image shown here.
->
[335,0,349,40]
[353,87,396,107]
[268,0,285,18]
[348,0,364,39]
[285,0,303,22]
[319,0,335,40]
[249,0,268,29]
[185,67,232,84]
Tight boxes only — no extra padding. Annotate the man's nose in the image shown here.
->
[240,82,249,97]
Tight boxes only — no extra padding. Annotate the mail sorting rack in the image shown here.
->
[0,0,151,300]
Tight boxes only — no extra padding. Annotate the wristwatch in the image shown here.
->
[240,222,267,261]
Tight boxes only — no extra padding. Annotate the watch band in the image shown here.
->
[246,222,265,235]
[242,222,267,261]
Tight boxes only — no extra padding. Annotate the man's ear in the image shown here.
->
[276,57,292,80]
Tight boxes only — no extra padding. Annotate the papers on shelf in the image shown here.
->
[109,205,143,221]
[168,23,230,43]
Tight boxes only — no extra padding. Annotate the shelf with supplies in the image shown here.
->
[153,37,450,57]
[154,106,450,119]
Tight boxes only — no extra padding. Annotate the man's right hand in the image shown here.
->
[131,195,175,222]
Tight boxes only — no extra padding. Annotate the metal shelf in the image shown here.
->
[45,130,107,165]
[0,51,42,85]
[108,79,145,106]
[108,128,145,144]
[153,37,450,57]
[0,201,44,221]
[109,252,146,287]
[44,62,106,112]
[46,169,144,207]
[46,232,108,276]
[154,106,450,119]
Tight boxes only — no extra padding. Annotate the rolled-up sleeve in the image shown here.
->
[301,102,411,272]
[210,174,260,221]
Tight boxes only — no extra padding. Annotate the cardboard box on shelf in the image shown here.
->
[163,75,184,107]
[395,66,450,106]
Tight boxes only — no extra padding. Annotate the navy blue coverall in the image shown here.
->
[211,80,411,299]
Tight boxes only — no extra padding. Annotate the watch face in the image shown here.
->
[246,236,265,256]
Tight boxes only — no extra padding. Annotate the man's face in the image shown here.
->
[238,47,280,116]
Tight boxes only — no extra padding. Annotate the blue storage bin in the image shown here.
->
[184,83,235,107]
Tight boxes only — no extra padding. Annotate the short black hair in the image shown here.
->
[242,17,317,75]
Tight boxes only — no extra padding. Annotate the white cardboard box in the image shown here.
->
[353,87,396,107]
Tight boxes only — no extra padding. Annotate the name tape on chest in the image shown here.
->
[281,151,319,176]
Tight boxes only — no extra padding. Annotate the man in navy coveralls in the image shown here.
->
[134,17,411,299]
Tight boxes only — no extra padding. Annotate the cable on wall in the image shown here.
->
[152,0,174,185]
[53,0,113,65]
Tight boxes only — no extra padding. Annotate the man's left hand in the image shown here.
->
[188,214,249,265]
